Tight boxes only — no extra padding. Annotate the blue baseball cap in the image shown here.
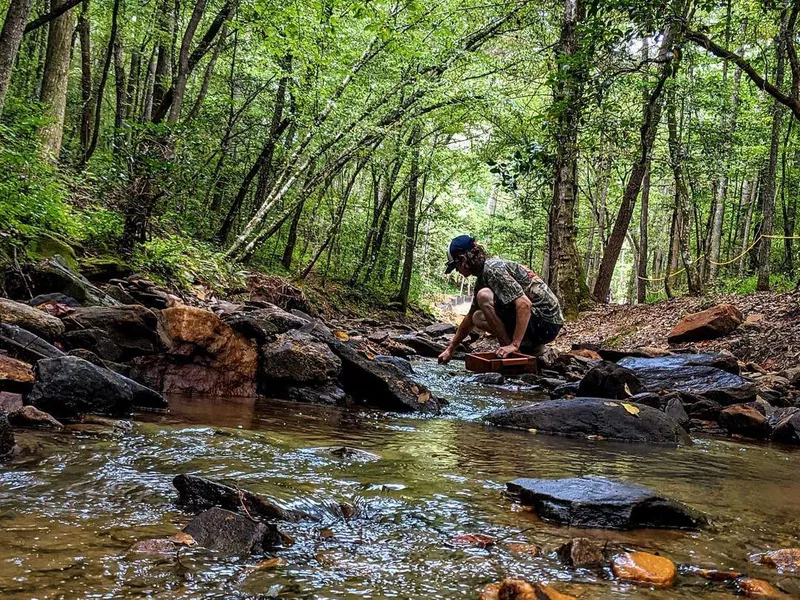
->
[445,235,475,273]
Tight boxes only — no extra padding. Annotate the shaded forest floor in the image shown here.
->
[557,290,800,371]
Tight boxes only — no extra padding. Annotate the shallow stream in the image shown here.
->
[1,359,799,599]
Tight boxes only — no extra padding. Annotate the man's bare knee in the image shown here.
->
[476,287,494,308]
[472,310,487,330]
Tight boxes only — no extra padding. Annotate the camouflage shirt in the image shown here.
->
[471,258,564,325]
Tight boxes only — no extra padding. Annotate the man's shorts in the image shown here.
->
[496,303,562,352]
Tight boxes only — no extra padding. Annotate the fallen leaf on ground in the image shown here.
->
[333,331,350,341]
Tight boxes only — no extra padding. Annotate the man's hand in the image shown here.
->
[496,343,518,358]
[437,346,454,364]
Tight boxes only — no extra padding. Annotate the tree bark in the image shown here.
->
[397,125,422,311]
[113,41,127,153]
[756,15,788,291]
[0,0,36,117]
[78,1,92,154]
[739,179,757,276]
[636,164,650,303]
[547,0,587,320]
[593,18,679,302]
[168,0,208,123]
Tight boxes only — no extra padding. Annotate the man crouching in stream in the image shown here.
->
[437,235,564,364]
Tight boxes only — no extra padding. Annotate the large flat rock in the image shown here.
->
[182,507,282,555]
[618,354,755,404]
[507,476,705,530]
[485,398,689,445]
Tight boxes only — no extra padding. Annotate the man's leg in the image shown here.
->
[474,288,512,345]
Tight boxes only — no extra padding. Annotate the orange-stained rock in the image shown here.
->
[477,579,578,600]
[738,577,789,598]
[760,548,800,572]
[0,354,34,393]
[134,306,258,396]
[611,551,677,586]
[667,304,743,344]
[568,348,602,361]
[720,404,769,438]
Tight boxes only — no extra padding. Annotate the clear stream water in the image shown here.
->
[1,359,799,599]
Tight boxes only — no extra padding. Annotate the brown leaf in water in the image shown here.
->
[417,390,431,403]
[252,557,286,569]
[319,528,335,539]
[692,567,743,581]
[453,533,495,548]
[169,532,196,546]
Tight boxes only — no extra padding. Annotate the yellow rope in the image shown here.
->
[636,233,800,282]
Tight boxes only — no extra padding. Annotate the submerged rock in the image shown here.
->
[284,383,347,405]
[182,507,282,555]
[173,474,306,522]
[478,579,578,600]
[737,577,789,598]
[577,362,644,399]
[667,303,743,344]
[0,298,65,341]
[506,476,705,530]
[485,398,689,445]
[760,548,800,572]
[556,538,605,568]
[329,341,439,413]
[612,551,677,586]
[27,356,165,420]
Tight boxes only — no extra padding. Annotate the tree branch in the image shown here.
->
[24,0,82,34]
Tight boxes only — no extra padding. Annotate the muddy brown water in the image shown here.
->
[1,359,799,599]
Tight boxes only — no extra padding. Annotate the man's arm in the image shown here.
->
[437,311,475,364]
[496,295,532,358]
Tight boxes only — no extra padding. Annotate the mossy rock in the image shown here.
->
[79,256,132,281]
[25,232,78,270]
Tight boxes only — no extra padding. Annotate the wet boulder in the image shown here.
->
[0,298,65,341]
[328,341,439,413]
[392,333,451,359]
[6,258,120,306]
[374,355,413,374]
[0,414,14,456]
[0,392,23,413]
[260,330,341,385]
[423,322,456,338]
[769,407,800,444]
[134,306,258,397]
[618,354,755,405]
[557,538,605,568]
[506,476,705,530]
[61,328,123,362]
[173,474,306,522]
[687,397,722,421]
[665,397,690,430]
[7,405,63,429]
[667,303,743,344]
[284,383,347,405]
[223,303,307,341]
[0,323,64,363]
[182,507,282,555]
[485,398,689,445]
[64,305,165,359]
[26,356,165,420]
[577,362,644,399]
[720,404,769,438]
[0,354,34,394]
[612,551,677,586]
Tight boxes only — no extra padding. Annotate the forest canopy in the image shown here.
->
[1,0,798,315]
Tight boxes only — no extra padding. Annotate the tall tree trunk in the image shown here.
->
[756,14,788,291]
[113,41,127,154]
[784,145,798,275]
[636,164,650,303]
[39,0,77,160]
[666,88,702,295]
[142,47,157,122]
[664,205,680,298]
[593,16,680,302]
[281,201,304,270]
[168,0,208,123]
[548,0,587,320]
[78,1,92,154]
[0,0,36,118]
[739,179,757,276]
[152,0,174,112]
[397,125,422,311]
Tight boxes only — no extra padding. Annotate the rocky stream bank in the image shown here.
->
[1,257,799,598]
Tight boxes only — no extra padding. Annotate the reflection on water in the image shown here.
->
[0,358,799,599]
